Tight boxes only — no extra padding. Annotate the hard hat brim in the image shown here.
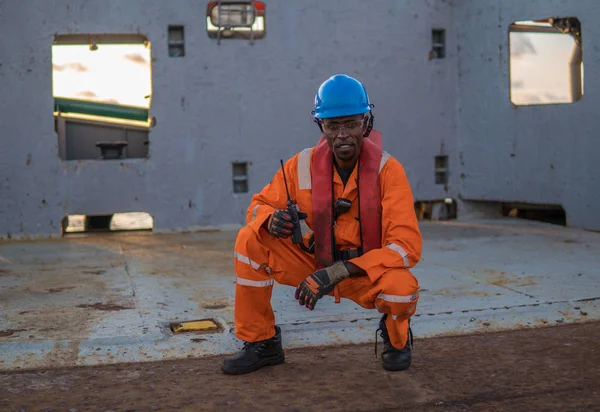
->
[313,104,373,119]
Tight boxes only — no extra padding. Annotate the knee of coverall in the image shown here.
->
[235,225,258,254]
[234,225,272,280]
[374,268,420,321]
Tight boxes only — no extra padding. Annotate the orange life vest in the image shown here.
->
[311,130,383,267]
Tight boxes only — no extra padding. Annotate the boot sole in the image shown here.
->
[382,358,411,372]
[221,352,285,375]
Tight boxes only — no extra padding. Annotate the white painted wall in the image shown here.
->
[1,0,597,238]
[0,0,457,238]
[456,0,600,229]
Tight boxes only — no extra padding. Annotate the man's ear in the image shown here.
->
[314,118,324,133]
[362,112,374,137]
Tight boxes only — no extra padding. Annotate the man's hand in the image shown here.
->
[295,261,350,310]
[266,209,308,239]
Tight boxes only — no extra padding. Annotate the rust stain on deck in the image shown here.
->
[47,286,76,293]
[0,329,26,337]
[76,303,133,311]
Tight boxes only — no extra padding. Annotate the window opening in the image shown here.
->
[232,162,249,193]
[168,25,185,57]
[431,29,446,59]
[509,17,583,105]
[63,212,154,234]
[435,155,449,185]
[52,34,153,160]
[502,203,566,226]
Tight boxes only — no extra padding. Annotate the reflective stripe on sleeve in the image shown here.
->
[385,243,410,267]
[379,151,391,173]
[297,148,312,190]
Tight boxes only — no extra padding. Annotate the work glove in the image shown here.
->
[267,209,308,239]
[295,261,350,310]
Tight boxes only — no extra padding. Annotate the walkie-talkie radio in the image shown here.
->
[280,159,314,253]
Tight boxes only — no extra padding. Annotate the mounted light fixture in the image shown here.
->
[206,1,266,43]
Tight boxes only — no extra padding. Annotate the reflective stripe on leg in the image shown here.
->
[234,251,272,274]
[375,292,419,322]
[236,277,274,287]
[377,292,420,303]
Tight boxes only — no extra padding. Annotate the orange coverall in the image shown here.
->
[233,147,422,349]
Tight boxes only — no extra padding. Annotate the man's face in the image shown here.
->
[321,114,366,166]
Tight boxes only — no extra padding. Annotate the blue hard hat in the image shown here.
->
[312,74,374,119]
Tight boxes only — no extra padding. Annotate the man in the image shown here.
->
[222,74,422,375]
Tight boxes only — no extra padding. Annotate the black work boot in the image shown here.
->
[221,326,285,375]
[375,314,413,371]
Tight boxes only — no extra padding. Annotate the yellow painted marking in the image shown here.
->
[171,319,218,333]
